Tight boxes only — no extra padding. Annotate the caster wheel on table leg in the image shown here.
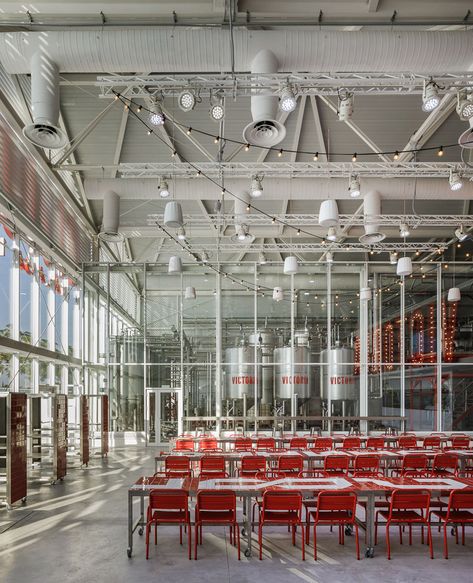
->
[127,548,132,558]
[345,526,353,536]
[241,528,247,537]
[451,527,457,536]
[244,549,251,558]
[365,548,375,558]
[138,527,144,536]
[21,497,27,504]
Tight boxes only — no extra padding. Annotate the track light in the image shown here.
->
[348,175,361,198]
[449,169,463,191]
[236,224,250,241]
[338,91,354,121]
[177,227,186,241]
[148,101,165,126]
[179,90,196,112]
[279,84,297,113]
[422,80,440,112]
[251,176,263,198]
[210,101,225,121]
[389,251,398,265]
[455,225,468,242]
[201,251,209,263]
[158,178,170,198]
[399,223,410,238]
[327,226,337,242]
[258,252,267,265]
[456,90,473,121]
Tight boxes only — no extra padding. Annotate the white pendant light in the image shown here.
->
[184,286,196,299]
[447,287,461,302]
[318,200,339,227]
[273,286,283,301]
[360,287,372,301]
[283,255,298,275]
[164,201,183,228]
[168,256,182,273]
[396,256,412,277]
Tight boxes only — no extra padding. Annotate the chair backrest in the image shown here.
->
[317,491,357,513]
[165,455,191,473]
[451,435,470,449]
[199,437,218,451]
[431,453,458,474]
[342,436,361,449]
[256,437,276,450]
[324,454,350,473]
[255,470,287,481]
[401,453,428,475]
[312,437,333,451]
[366,436,385,449]
[234,437,253,451]
[278,454,304,473]
[200,455,225,473]
[175,438,194,451]
[448,488,473,512]
[289,437,308,450]
[149,489,188,511]
[423,436,441,449]
[262,490,302,513]
[196,489,236,512]
[241,455,266,473]
[389,489,431,517]
[353,455,380,476]
[398,435,418,449]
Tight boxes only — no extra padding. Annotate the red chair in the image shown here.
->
[174,438,194,452]
[236,455,266,477]
[310,491,360,560]
[352,455,381,477]
[429,453,458,477]
[430,488,473,558]
[252,471,289,530]
[233,437,253,452]
[392,453,429,478]
[194,490,240,560]
[145,489,191,560]
[277,454,304,476]
[366,436,385,450]
[342,437,361,450]
[198,437,222,452]
[423,436,441,449]
[323,455,350,477]
[398,435,419,449]
[450,435,470,450]
[375,489,433,560]
[165,455,193,478]
[258,490,305,560]
[310,437,333,451]
[256,437,276,451]
[290,437,308,450]
[199,456,228,480]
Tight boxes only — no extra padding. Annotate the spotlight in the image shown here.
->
[201,251,209,263]
[178,89,196,112]
[449,169,463,191]
[422,79,440,112]
[389,251,398,265]
[456,90,473,121]
[327,226,338,242]
[251,176,263,198]
[177,227,186,241]
[258,252,267,265]
[158,178,170,198]
[279,84,297,113]
[455,225,468,242]
[399,223,410,238]
[338,91,354,121]
[236,224,250,241]
[348,175,361,198]
[210,101,225,121]
[148,102,165,126]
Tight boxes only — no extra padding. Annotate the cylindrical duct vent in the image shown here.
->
[359,190,385,244]
[23,52,67,149]
[284,256,298,275]
[243,49,286,148]
[99,191,123,242]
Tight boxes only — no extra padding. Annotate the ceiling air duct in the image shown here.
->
[23,52,67,150]
[99,190,123,242]
[359,190,385,244]
[243,50,286,148]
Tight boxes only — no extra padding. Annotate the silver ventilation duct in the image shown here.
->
[23,53,67,150]
[359,190,385,244]
[99,190,123,242]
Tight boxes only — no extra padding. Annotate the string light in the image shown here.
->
[393,151,399,160]
[278,149,283,157]
[245,143,250,152]
[352,153,357,162]
[437,145,444,157]
[313,152,319,161]
[187,127,192,135]
[297,229,301,236]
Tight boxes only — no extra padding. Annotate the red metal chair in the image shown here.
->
[392,453,429,478]
[398,435,419,449]
[310,437,333,452]
[430,488,473,558]
[165,455,193,478]
[236,455,266,477]
[429,453,458,477]
[342,436,362,450]
[352,455,381,477]
[450,435,470,450]
[310,491,360,560]
[258,490,305,560]
[277,454,304,476]
[366,436,385,450]
[198,437,222,452]
[194,490,240,560]
[145,489,191,560]
[256,436,276,451]
[323,454,350,477]
[423,436,441,449]
[375,489,433,560]
[199,456,228,480]
[233,436,253,452]
[174,438,195,452]
[289,437,308,450]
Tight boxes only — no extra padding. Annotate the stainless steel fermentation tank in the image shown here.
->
[273,346,312,400]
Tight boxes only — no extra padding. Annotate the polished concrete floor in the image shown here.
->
[1,447,472,583]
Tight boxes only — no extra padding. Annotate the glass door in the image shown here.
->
[145,388,182,446]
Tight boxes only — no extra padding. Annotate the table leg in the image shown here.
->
[139,493,145,535]
[244,493,252,557]
[364,493,375,558]
[127,491,134,558]
[155,458,158,473]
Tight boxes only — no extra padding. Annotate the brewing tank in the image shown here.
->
[320,345,357,400]
[249,329,277,404]
[223,346,261,399]
[274,346,312,400]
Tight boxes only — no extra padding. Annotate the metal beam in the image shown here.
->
[289,95,306,162]
[309,96,328,162]
[162,107,214,162]
[368,0,380,12]
[257,107,292,163]
[110,104,130,178]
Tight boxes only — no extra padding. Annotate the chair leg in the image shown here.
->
[194,524,199,560]
[313,524,318,561]
[292,524,296,546]
[200,525,203,545]
[259,523,263,560]
[155,522,157,545]
[386,523,391,560]
[229,525,233,545]
[409,524,412,546]
[180,525,183,545]
[146,523,150,560]
[301,522,305,561]
[236,523,241,560]
[427,523,434,559]
[462,525,465,545]
[305,509,311,545]
[443,522,449,559]
[188,522,192,560]
[355,523,360,560]
[399,525,403,545]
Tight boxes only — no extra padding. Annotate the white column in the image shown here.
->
[31,251,40,393]
[10,235,20,391]
[215,271,222,435]
[359,267,369,434]
[436,264,443,432]
[47,266,55,386]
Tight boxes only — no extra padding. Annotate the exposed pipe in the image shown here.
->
[99,190,122,242]
[359,190,385,244]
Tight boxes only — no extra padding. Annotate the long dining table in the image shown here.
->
[126,473,473,559]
